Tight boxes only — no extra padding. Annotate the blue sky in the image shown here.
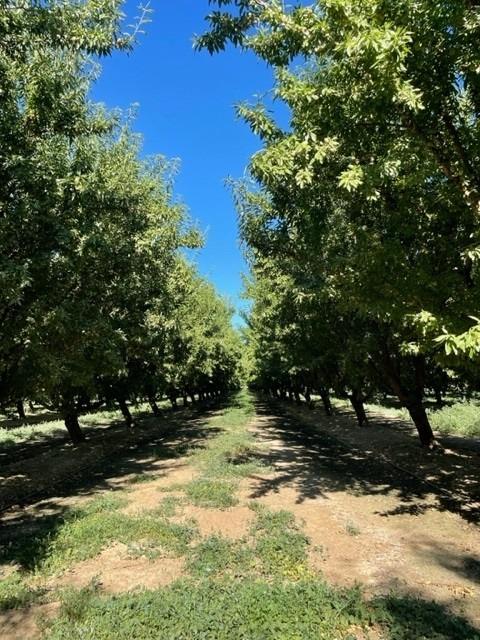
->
[91,0,278,322]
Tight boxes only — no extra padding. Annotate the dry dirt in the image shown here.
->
[1,397,479,638]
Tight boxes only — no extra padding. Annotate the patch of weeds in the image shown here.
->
[183,479,238,509]
[32,494,197,574]
[187,535,255,578]
[0,571,47,611]
[39,578,365,640]
[249,504,311,579]
[153,495,184,518]
[42,514,197,573]
[429,402,480,437]
[58,578,102,622]
[255,528,310,579]
[0,422,66,448]
[126,540,163,561]
[42,577,480,640]
[345,521,361,536]
[249,502,296,531]
[190,391,266,481]
[372,593,479,640]
[71,493,128,517]
[0,495,130,573]
[128,473,157,485]
[127,518,198,561]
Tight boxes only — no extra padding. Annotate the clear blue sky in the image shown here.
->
[91,0,277,322]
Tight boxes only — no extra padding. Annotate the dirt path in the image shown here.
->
[1,395,479,638]
[241,399,480,625]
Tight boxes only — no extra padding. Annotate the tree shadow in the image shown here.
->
[0,401,224,515]
[249,399,480,525]
[373,593,480,639]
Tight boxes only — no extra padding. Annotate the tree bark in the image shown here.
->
[379,350,435,447]
[16,400,26,420]
[304,387,314,409]
[433,387,443,409]
[64,410,85,443]
[349,391,368,427]
[148,395,160,416]
[319,387,333,416]
[406,400,436,448]
[118,396,134,428]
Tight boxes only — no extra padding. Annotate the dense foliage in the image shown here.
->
[199,0,480,446]
[0,0,241,441]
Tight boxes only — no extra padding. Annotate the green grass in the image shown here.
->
[43,577,480,640]
[428,402,480,437]
[249,504,310,579]
[0,492,197,579]
[190,391,265,480]
[186,504,311,581]
[183,479,239,509]
[153,495,185,518]
[0,572,47,611]
[0,421,66,447]
[187,535,255,578]
[39,510,197,574]
[0,401,168,449]
[168,390,266,510]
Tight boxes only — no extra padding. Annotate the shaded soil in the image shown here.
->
[0,403,221,513]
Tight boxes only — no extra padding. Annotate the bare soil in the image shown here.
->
[1,396,479,638]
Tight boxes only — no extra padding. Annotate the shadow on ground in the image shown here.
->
[0,401,225,534]
[249,399,480,525]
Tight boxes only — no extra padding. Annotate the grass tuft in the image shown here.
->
[183,479,238,509]
[187,535,255,578]
[429,402,480,437]
[0,572,47,611]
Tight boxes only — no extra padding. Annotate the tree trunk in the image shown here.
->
[406,400,436,448]
[118,396,134,428]
[433,387,443,409]
[294,390,302,405]
[319,387,333,416]
[170,396,178,410]
[16,400,26,420]
[349,391,368,427]
[304,387,314,409]
[150,400,160,416]
[379,350,435,447]
[64,411,85,443]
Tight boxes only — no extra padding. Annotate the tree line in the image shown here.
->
[198,0,480,447]
[0,0,242,442]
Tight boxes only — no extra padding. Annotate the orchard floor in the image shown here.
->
[0,393,479,639]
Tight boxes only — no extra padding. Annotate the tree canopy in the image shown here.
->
[0,0,242,441]
[199,0,480,446]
